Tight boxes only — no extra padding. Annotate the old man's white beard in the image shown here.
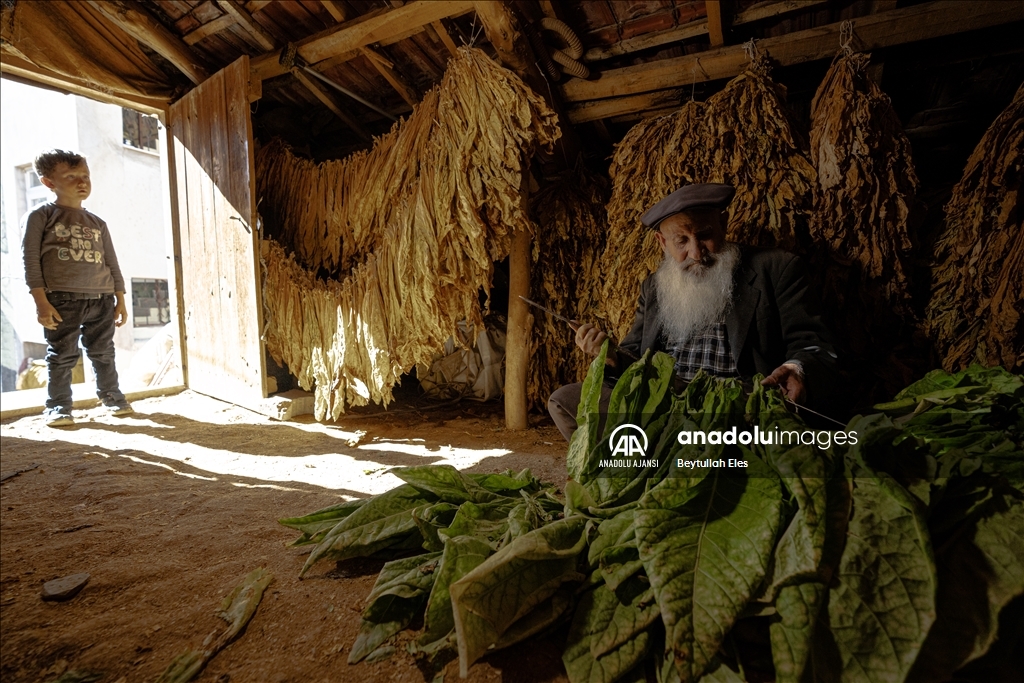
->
[654,242,740,343]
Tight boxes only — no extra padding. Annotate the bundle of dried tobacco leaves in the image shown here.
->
[927,83,1023,372]
[809,52,918,312]
[702,52,816,251]
[259,48,560,418]
[528,165,609,409]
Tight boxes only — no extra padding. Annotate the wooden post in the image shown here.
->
[505,166,532,431]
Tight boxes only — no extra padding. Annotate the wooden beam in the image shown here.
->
[250,2,475,82]
[707,1,726,47]
[300,0,475,65]
[563,0,1024,103]
[0,55,167,114]
[87,0,209,84]
[248,0,273,11]
[217,0,277,51]
[583,18,708,62]
[320,0,348,22]
[291,68,372,141]
[732,0,828,25]
[567,89,688,124]
[869,0,900,13]
[431,20,461,57]
[360,46,418,107]
[183,14,236,45]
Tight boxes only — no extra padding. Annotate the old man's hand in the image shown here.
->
[575,323,608,358]
[761,362,805,403]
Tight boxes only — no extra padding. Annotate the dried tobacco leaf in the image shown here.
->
[528,165,609,410]
[809,52,918,313]
[926,83,1023,372]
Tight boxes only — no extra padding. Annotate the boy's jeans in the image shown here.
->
[44,293,126,411]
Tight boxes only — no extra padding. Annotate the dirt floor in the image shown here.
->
[0,389,573,683]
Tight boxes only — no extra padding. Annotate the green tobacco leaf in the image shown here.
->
[450,516,589,676]
[770,582,831,683]
[635,457,783,683]
[414,502,460,552]
[278,498,367,544]
[420,536,494,648]
[606,350,674,429]
[828,465,936,683]
[439,500,517,548]
[393,464,502,504]
[470,469,541,494]
[563,579,660,683]
[907,497,1024,682]
[493,583,575,649]
[350,553,441,663]
[587,510,643,592]
[568,342,609,481]
[301,484,433,575]
[156,568,274,683]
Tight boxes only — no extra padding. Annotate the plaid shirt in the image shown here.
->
[663,320,738,381]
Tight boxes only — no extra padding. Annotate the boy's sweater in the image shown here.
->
[22,203,125,294]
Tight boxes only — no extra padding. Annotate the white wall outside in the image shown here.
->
[0,79,174,391]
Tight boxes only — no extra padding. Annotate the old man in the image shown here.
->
[547,182,839,441]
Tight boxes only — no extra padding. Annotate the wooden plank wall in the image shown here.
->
[168,56,267,403]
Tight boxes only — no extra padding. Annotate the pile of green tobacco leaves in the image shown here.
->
[280,345,1023,682]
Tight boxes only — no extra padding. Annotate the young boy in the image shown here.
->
[22,149,134,426]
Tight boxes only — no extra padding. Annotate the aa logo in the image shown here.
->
[608,424,648,458]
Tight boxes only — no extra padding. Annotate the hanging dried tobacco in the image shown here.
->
[809,52,918,313]
[528,165,609,409]
[702,52,816,252]
[259,48,560,419]
[926,84,1023,372]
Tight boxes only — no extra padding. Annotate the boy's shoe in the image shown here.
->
[43,408,74,427]
[105,401,134,417]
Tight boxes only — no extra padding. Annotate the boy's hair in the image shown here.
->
[34,149,86,179]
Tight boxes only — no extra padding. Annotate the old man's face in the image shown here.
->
[653,208,727,273]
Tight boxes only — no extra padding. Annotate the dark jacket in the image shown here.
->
[617,246,840,410]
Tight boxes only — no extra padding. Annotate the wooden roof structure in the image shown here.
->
[3,1,1023,160]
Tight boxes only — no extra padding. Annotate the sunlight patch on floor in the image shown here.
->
[9,422,511,495]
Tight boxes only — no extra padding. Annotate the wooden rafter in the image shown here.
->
[250,1,475,82]
[87,0,209,84]
[320,0,348,23]
[431,20,461,57]
[733,0,828,25]
[182,0,271,45]
[183,15,236,45]
[562,0,1024,104]
[707,1,726,47]
[216,0,276,51]
[290,68,372,141]
[584,19,708,62]
[567,89,688,124]
[359,47,418,108]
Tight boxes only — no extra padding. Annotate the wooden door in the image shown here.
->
[167,57,267,402]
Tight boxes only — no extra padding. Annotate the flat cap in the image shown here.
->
[641,183,735,229]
